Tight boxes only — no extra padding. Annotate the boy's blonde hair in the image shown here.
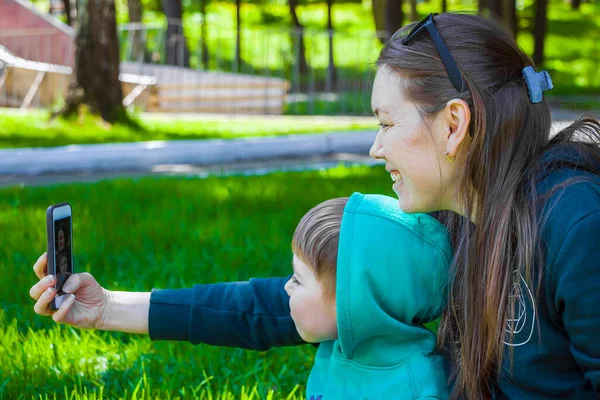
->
[292,197,348,301]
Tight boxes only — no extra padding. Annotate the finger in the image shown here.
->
[33,286,57,316]
[33,253,48,280]
[61,273,80,294]
[52,294,76,324]
[29,274,56,301]
[62,272,94,294]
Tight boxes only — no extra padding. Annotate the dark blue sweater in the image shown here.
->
[148,155,600,399]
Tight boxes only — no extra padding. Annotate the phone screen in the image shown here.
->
[54,216,73,294]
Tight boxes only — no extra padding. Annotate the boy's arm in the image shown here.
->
[148,275,305,350]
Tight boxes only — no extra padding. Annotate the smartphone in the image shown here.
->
[46,203,74,310]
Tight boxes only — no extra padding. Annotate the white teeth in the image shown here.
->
[390,171,402,182]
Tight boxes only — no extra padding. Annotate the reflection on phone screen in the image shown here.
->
[54,216,72,294]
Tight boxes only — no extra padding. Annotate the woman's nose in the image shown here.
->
[369,136,384,159]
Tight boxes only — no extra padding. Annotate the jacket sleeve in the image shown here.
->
[147,275,305,351]
[550,211,600,393]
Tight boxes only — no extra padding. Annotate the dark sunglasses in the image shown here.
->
[401,13,466,93]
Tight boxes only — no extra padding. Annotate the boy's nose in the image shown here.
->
[284,279,292,296]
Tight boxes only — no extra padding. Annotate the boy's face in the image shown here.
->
[284,253,337,343]
[60,256,68,273]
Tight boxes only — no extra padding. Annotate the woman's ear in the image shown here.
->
[443,99,471,157]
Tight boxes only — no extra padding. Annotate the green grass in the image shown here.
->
[0,110,376,149]
[1,165,396,399]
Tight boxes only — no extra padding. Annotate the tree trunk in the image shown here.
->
[501,0,517,38]
[288,0,309,76]
[533,0,548,65]
[571,0,581,10]
[200,0,209,68]
[127,0,145,61]
[410,0,417,20]
[372,0,386,42]
[54,0,127,124]
[127,0,142,30]
[489,0,517,38]
[384,0,404,39]
[162,0,190,66]
[488,0,501,16]
[326,0,336,90]
[61,0,73,26]
[235,0,242,71]
[478,0,485,13]
[441,0,447,13]
[483,0,517,38]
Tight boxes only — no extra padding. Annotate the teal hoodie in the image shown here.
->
[306,193,453,400]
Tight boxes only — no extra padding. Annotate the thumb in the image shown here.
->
[62,272,96,294]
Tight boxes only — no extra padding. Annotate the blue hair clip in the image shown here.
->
[522,66,553,104]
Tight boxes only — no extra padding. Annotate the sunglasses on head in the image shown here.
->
[400,13,466,93]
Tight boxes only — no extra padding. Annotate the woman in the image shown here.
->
[30,13,600,399]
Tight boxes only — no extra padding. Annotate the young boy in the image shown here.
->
[285,192,452,399]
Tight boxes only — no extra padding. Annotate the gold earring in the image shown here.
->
[444,151,456,162]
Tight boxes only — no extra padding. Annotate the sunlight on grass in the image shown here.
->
[0,109,376,149]
[1,166,393,398]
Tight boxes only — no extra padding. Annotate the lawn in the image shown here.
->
[0,109,376,149]
[0,165,394,399]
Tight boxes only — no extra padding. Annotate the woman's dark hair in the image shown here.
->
[377,12,600,399]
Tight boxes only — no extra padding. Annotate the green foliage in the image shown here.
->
[259,9,287,25]
[0,110,375,149]
[120,0,598,112]
[518,0,600,95]
[286,90,372,115]
[0,165,394,399]
[31,0,600,114]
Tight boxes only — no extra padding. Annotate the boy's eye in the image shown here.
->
[378,123,390,130]
[291,275,300,285]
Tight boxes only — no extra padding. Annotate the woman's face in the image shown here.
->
[58,229,65,251]
[370,67,461,214]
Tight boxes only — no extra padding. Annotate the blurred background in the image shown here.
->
[0,0,598,118]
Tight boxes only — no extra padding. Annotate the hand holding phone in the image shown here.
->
[30,253,111,330]
[46,203,74,310]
